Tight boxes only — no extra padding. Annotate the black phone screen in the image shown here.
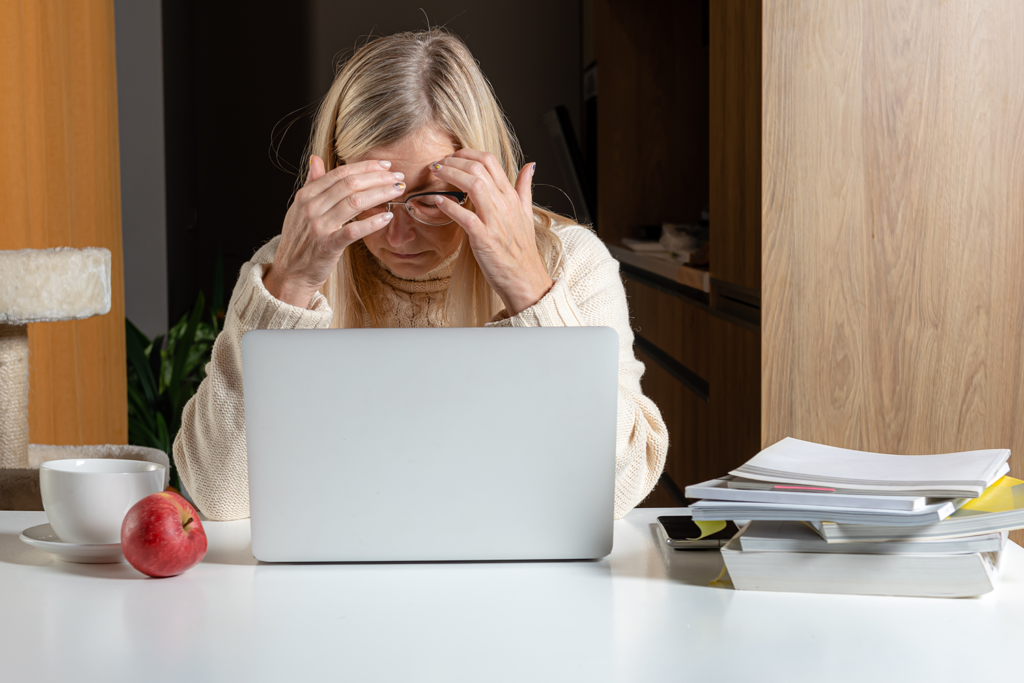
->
[658,516,739,542]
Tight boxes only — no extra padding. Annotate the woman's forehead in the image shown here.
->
[357,127,456,168]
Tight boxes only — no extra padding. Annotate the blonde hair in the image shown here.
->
[301,28,566,328]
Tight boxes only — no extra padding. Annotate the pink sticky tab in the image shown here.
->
[772,485,836,492]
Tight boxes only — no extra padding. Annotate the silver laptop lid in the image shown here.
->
[241,327,618,562]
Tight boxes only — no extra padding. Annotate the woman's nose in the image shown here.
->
[385,210,416,247]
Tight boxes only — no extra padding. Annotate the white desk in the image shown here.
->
[1,508,1022,682]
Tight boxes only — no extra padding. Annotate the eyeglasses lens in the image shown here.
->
[406,195,454,226]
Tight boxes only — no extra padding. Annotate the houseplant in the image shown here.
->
[126,257,224,490]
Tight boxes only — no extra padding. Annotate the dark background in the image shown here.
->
[161,0,582,323]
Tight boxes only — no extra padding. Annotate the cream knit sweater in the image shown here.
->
[173,224,669,520]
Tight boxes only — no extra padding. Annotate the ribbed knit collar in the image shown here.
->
[369,244,461,294]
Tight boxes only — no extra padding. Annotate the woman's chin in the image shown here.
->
[382,251,433,277]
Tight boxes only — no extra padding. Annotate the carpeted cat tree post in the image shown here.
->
[0,247,167,510]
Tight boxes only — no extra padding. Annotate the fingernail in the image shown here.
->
[531,162,537,177]
[430,162,443,171]
[380,212,394,221]
[309,156,315,166]
[392,172,405,180]
[379,160,392,168]
[393,182,406,190]
[434,195,445,205]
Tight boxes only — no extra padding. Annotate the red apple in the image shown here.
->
[121,491,208,577]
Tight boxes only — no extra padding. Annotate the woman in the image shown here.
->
[173,29,668,521]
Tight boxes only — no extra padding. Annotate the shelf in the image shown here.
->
[607,245,710,292]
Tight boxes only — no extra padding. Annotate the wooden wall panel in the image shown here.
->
[0,0,127,446]
[709,0,761,292]
[762,0,1024,501]
[594,0,709,243]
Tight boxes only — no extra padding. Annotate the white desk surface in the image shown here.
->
[1,508,1022,683]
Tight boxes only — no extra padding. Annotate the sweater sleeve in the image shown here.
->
[486,225,670,519]
[173,236,333,520]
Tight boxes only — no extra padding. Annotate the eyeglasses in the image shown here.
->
[366,191,468,226]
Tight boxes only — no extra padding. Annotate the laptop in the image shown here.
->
[240,326,619,562]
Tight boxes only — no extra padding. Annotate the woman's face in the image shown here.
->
[354,127,463,278]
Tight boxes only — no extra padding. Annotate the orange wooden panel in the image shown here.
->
[0,0,127,446]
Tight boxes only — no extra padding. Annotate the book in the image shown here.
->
[721,527,1001,598]
[689,497,965,526]
[724,475,999,499]
[730,437,1010,497]
[812,476,1024,543]
[685,477,930,511]
[737,520,1006,555]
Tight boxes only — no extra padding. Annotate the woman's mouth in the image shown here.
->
[390,251,423,260]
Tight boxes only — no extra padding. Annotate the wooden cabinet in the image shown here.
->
[592,0,709,245]
[597,1,1024,541]
[622,267,759,504]
[709,0,761,295]
[593,0,760,505]
[635,344,710,507]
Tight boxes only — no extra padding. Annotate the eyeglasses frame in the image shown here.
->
[380,191,469,226]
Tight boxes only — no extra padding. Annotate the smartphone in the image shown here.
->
[657,514,740,550]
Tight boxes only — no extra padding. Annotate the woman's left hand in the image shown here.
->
[430,150,553,317]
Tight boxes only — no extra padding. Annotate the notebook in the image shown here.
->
[730,437,1010,497]
[721,524,1001,598]
[685,477,930,511]
[812,476,1024,543]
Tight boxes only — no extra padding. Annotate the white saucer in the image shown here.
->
[19,523,126,564]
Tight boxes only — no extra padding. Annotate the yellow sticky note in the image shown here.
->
[960,476,1024,514]
[688,519,727,540]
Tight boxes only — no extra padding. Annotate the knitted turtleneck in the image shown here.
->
[362,244,461,328]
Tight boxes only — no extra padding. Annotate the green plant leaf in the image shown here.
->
[161,315,188,392]
[129,414,160,450]
[212,248,224,332]
[147,333,164,391]
[126,380,155,425]
[168,292,205,415]
[125,319,158,407]
[155,412,171,455]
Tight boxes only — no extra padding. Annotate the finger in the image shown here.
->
[514,162,536,215]
[317,169,405,210]
[307,155,326,183]
[449,149,509,186]
[319,181,406,227]
[305,159,396,198]
[431,194,485,239]
[325,211,394,253]
[430,162,496,213]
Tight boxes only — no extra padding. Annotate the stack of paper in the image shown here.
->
[684,437,1022,598]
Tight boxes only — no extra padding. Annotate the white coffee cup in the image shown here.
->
[39,459,166,544]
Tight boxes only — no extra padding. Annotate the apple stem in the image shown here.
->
[183,516,194,529]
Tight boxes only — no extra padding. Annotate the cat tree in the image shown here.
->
[0,247,167,509]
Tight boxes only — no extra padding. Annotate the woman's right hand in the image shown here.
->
[263,155,406,307]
